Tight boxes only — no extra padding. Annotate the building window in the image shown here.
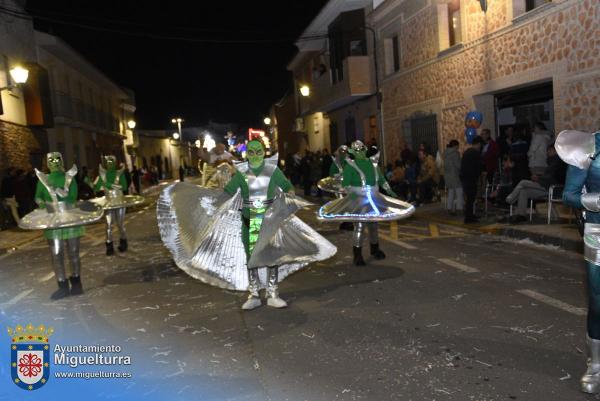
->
[384,35,401,75]
[526,0,550,12]
[513,0,551,18]
[392,35,400,72]
[448,0,461,47]
[328,9,367,83]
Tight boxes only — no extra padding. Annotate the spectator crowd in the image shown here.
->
[282,122,567,225]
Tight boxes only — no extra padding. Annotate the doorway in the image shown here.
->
[344,116,356,144]
[495,81,554,140]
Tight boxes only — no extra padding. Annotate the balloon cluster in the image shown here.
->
[464,111,483,144]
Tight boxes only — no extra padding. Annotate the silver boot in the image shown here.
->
[266,267,287,308]
[242,269,262,310]
[582,335,600,393]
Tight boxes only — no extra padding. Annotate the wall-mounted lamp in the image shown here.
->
[1,66,29,91]
[127,120,136,129]
[299,84,310,97]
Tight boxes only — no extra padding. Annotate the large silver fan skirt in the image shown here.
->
[19,201,103,230]
[317,176,345,195]
[157,182,337,291]
[318,185,415,222]
[91,194,145,210]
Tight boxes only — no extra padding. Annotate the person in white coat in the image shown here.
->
[528,122,552,176]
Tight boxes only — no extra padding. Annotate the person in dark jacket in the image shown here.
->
[509,129,531,184]
[179,164,185,183]
[122,164,132,194]
[481,128,499,183]
[13,169,34,217]
[460,136,483,224]
[131,166,141,194]
[503,144,566,223]
[1,167,16,199]
[321,148,332,180]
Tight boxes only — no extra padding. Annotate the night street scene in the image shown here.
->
[0,0,599,400]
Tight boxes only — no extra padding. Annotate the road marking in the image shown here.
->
[390,221,398,240]
[380,234,418,250]
[437,258,479,273]
[39,272,55,283]
[91,238,106,246]
[516,289,586,316]
[0,289,34,307]
[429,223,440,238]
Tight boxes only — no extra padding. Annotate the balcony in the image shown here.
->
[53,92,73,119]
[50,92,118,133]
[309,56,374,113]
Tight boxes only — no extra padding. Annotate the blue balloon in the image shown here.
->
[465,127,478,144]
[465,111,483,129]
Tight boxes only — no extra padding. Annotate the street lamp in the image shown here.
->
[1,66,29,91]
[263,117,271,125]
[299,84,310,97]
[127,120,136,129]
[171,117,183,140]
[172,132,180,140]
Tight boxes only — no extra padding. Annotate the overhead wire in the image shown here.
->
[0,4,328,44]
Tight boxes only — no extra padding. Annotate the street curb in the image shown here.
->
[416,212,582,253]
[497,226,583,253]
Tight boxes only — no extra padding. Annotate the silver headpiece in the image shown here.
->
[350,140,366,153]
[555,130,596,170]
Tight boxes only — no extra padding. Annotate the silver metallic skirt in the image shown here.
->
[317,185,415,222]
[156,182,337,291]
[91,193,145,210]
[317,175,345,195]
[585,223,600,265]
[201,163,234,189]
[19,201,103,230]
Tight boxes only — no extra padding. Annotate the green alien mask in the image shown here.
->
[102,155,117,171]
[246,140,265,169]
[349,140,367,160]
[46,152,64,173]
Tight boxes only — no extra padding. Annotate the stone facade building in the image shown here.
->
[371,0,600,162]
[0,0,49,173]
[36,31,134,175]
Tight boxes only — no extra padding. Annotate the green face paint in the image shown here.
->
[247,141,265,169]
[47,152,64,173]
[103,155,117,171]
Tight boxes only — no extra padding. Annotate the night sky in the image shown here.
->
[24,0,328,130]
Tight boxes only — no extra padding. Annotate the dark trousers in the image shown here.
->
[418,179,434,203]
[462,182,477,220]
[303,179,313,196]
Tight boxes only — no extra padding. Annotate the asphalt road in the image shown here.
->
[0,190,597,401]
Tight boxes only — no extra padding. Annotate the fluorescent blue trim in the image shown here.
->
[366,186,380,215]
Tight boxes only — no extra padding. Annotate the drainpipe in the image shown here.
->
[362,25,386,165]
